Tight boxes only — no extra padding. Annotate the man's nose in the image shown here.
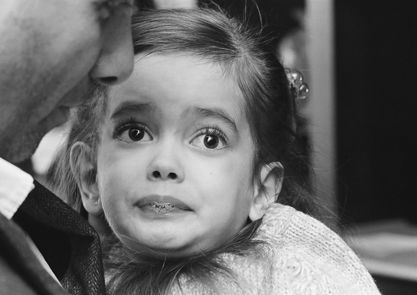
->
[90,8,134,85]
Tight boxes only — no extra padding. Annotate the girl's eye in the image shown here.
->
[203,134,219,149]
[190,128,227,150]
[116,124,153,143]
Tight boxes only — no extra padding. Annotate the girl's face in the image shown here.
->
[96,54,259,257]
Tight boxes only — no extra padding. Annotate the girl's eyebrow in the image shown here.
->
[110,101,153,119]
[192,107,237,132]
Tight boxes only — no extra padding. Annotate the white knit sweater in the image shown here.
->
[171,203,381,294]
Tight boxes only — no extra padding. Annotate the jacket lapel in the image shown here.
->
[0,212,68,295]
[13,181,105,295]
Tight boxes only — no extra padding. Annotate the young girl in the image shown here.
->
[50,8,380,295]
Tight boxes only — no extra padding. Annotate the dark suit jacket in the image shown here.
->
[0,181,105,295]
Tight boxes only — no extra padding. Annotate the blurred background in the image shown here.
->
[23,0,417,293]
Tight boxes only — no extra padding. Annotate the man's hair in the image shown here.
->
[48,7,321,294]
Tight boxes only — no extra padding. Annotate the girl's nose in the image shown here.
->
[147,148,185,183]
[147,165,184,182]
[150,170,179,181]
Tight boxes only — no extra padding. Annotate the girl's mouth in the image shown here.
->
[149,201,176,214]
[135,195,192,215]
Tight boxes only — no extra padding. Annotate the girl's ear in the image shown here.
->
[69,142,102,216]
[249,162,283,221]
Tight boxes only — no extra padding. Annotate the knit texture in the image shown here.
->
[169,203,381,294]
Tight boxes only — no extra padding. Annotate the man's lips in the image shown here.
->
[37,79,100,133]
[60,78,102,108]
[135,195,192,214]
[38,106,70,133]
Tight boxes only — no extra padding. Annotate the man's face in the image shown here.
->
[96,54,257,257]
[0,0,135,163]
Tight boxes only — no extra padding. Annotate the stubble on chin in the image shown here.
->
[0,82,105,165]
[0,126,45,164]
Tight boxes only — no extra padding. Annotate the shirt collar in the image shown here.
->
[0,157,35,219]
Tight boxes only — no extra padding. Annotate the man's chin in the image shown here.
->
[7,106,72,165]
[2,130,45,165]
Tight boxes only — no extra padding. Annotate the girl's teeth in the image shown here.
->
[150,201,175,214]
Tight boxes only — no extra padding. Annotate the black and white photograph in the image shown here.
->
[0,1,415,294]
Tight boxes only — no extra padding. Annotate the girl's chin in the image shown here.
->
[120,238,205,258]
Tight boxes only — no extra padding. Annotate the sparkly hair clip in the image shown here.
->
[285,68,310,100]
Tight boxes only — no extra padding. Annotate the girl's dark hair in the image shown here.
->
[49,7,322,295]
